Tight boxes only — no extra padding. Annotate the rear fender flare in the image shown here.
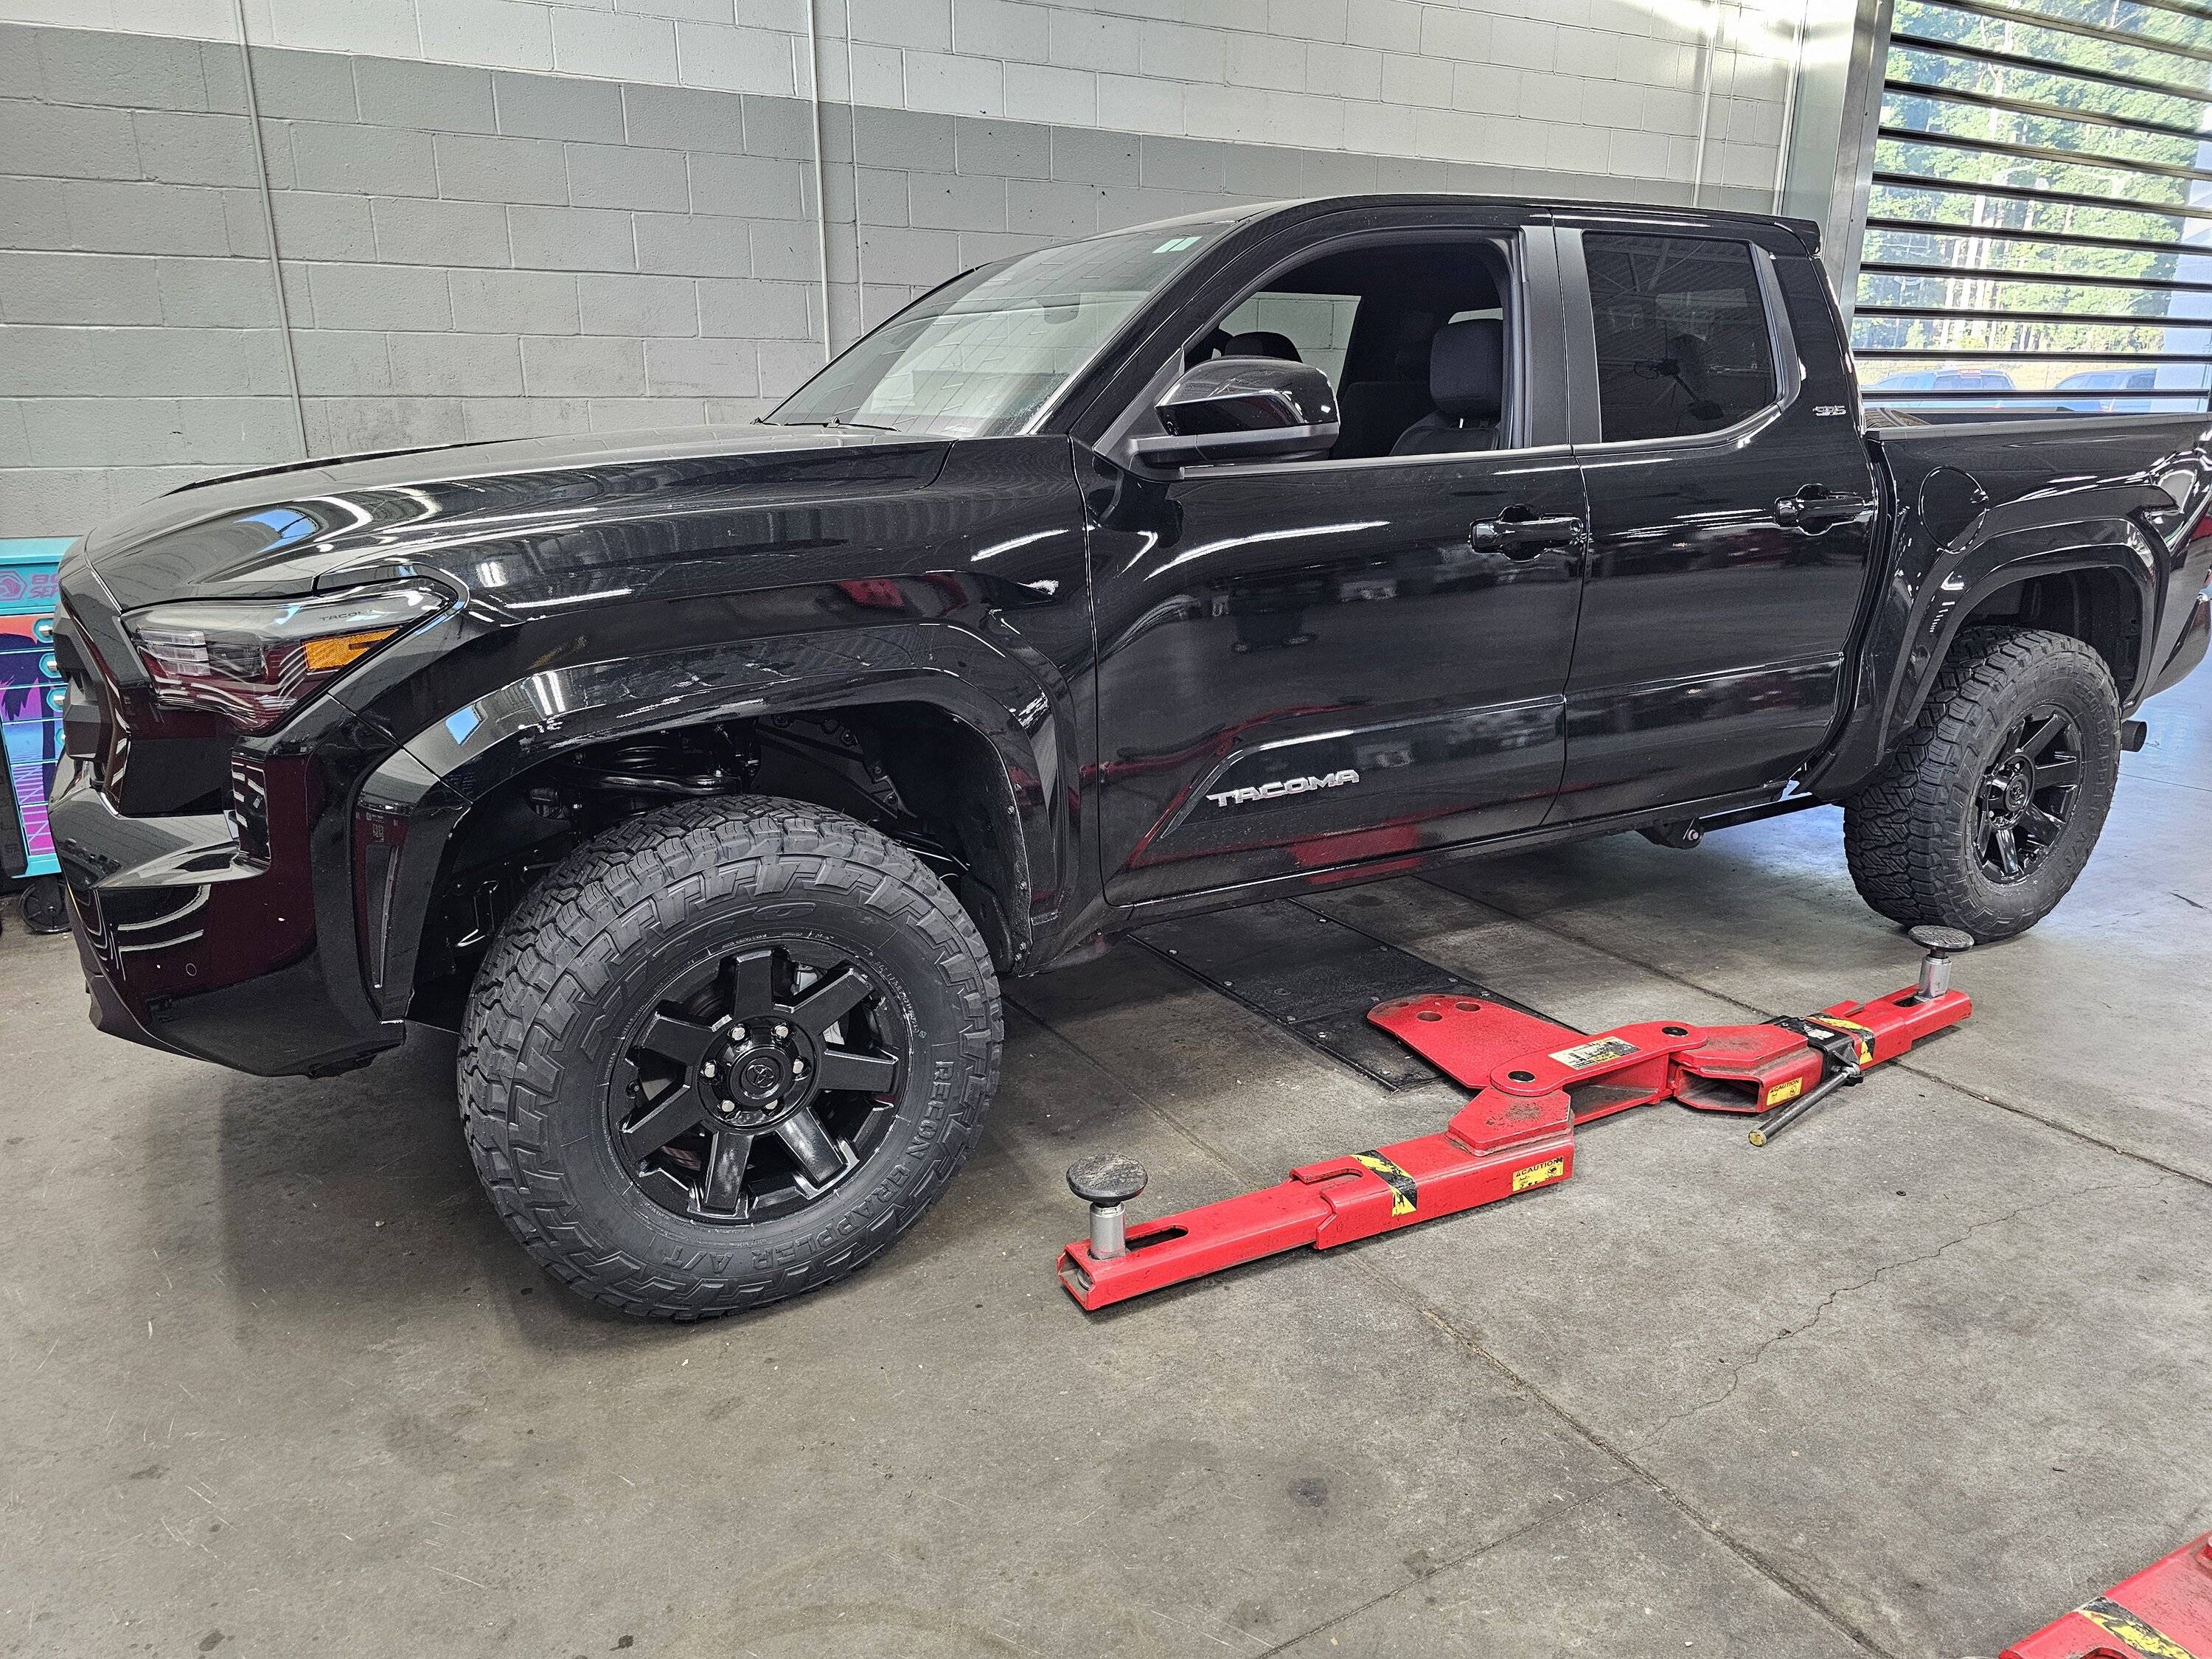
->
[1810,498,2159,797]
[355,622,1068,1016]
[1911,521,2155,716]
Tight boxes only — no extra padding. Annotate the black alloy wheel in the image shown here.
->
[613,939,907,1223]
[1972,706,2081,884]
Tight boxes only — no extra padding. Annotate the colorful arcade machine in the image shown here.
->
[1,538,71,934]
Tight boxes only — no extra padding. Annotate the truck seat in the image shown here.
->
[1389,319,1502,455]
[1332,379,1430,458]
[1219,330,1303,361]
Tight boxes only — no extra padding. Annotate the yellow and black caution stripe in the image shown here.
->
[2078,1596,2203,1659]
[1352,1151,1418,1216]
[1805,1015,1876,1068]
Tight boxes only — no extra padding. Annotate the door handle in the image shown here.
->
[1471,512,1587,557]
[1773,487,1874,529]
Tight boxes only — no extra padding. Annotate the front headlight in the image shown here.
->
[124,585,445,732]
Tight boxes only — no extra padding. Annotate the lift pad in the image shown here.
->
[1057,958,1971,1311]
[2004,1534,2212,1659]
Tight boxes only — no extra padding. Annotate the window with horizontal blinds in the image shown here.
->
[1858,0,2212,414]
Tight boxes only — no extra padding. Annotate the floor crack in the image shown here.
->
[1251,1481,1635,1657]
[1637,1180,2137,1444]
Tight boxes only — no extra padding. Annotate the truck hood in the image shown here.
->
[72,423,953,613]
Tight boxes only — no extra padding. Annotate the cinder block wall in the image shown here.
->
[0,0,1798,539]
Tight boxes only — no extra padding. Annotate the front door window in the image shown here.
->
[1208,288,1362,389]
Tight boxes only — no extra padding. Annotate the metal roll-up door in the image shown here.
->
[1857,0,2212,417]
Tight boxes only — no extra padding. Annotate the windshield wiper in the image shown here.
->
[773,417,902,433]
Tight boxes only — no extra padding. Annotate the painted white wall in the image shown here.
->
[0,0,1806,198]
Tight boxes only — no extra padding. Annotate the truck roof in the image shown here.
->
[1127,192,1822,255]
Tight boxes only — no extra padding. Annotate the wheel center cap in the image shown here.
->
[736,1051,786,1102]
[698,1020,819,1128]
[2003,770,2028,813]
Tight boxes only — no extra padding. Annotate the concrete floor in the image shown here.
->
[3,671,2208,1659]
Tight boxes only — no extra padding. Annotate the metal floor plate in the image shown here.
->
[1133,899,1574,1091]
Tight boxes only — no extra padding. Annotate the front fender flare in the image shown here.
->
[354,622,1070,1017]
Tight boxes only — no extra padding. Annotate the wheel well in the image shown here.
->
[405,703,1028,1026]
[1958,567,2140,694]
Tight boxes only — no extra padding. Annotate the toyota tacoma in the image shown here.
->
[47,196,2212,1317]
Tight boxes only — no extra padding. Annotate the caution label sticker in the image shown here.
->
[1353,1151,1418,1216]
[1512,1156,1567,1194]
[2078,1596,2202,1659]
[1546,1036,1639,1071]
[1764,1077,1804,1107]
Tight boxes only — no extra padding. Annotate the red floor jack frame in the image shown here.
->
[1058,927,1975,1311]
[2004,1534,2212,1659]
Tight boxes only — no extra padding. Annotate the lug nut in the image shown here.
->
[772,1023,789,1040]
[792,1059,807,1075]
[700,1061,717,1079]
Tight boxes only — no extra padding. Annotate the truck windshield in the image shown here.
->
[767,223,1232,439]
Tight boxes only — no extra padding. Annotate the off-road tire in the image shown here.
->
[1843,626,2121,941]
[458,796,1001,1320]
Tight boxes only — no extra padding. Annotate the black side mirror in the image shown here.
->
[1129,358,1340,467]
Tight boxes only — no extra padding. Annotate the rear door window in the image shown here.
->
[1584,234,1776,442]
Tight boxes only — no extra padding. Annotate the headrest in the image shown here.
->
[1429,319,1503,420]
[1221,330,1302,363]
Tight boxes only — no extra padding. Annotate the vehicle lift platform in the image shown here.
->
[1058,925,1976,1311]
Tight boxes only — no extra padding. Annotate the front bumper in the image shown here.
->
[52,765,405,1077]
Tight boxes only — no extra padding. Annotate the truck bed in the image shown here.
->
[1868,411,2212,710]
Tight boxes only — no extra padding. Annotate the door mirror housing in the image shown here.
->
[1128,358,1340,467]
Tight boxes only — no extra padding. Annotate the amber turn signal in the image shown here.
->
[302,627,400,673]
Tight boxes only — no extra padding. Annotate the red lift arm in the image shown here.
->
[2004,1534,2212,1659]
[1058,946,1972,1312]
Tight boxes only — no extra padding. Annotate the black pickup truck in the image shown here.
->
[49,195,2212,1318]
